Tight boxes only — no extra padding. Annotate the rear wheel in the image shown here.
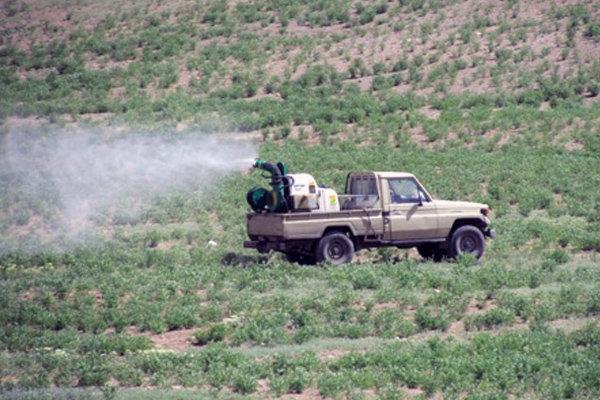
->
[417,244,445,262]
[449,225,485,259]
[315,232,354,265]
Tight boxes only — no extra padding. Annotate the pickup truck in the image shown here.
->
[244,171,495,264]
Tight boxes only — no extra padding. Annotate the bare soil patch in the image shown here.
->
[281,387,322,399]
[447,320,465,336]
[549,316,599,333]
[405,387,425,397]
[256,378,270,395]
[465,298,497,315]
[373,301,400,311]
[408,126,429,147]
[18,290,35,301]
[146,328,197,351]
[419,106,441,120]
[564,140,584,152]
[124,326,196,351]
[317,349,348,361]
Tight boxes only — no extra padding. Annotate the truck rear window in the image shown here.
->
[342,175,379,209]
[350,176,377,196]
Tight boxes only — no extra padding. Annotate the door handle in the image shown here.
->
[382,210,402,216]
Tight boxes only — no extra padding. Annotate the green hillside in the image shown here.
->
[1,1,600,399]
[1,0,599,148]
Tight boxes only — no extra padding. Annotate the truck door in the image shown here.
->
[383,177,438,241]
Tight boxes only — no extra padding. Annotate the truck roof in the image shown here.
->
[353,171,415,178]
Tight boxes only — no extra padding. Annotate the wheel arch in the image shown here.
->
[322,225,359,247]
[447,218,487,239]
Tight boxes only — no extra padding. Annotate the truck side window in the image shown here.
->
[388,178,423,204]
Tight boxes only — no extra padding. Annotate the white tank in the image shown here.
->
[286,173,318,210]
[317,188,340,213]
[287,173,317,195]
[285,174,340,212]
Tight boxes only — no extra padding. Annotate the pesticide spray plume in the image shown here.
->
[0,122,258,253]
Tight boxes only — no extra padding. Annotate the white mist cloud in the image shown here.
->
[0,124,257,252]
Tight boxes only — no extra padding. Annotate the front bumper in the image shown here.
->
[243,240,258,249]
[484,227,496,239]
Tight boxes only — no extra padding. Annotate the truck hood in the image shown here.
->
[433,199,488,211]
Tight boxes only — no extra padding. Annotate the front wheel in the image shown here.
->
[315,232,355,265]
[449,225,485,259]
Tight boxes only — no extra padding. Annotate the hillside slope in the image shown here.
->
[1,0,599,148]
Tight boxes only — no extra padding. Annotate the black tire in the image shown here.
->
[449,225,485,259]
[315,232,355,265]
[416,244,445,262]
[256,242,269,254]
[285,252,316,265]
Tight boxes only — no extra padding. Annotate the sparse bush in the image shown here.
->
[77,355,111,386]
[415,307,450,331]
[356,4,376,25]
[318,372,350,397]
[585,21,600,41]
[157,63,179,89]
[372,75,392,91]
[393,55,409,72]
[547,249,569,265]
[165,305,196,330]
[348,58,367,79]
[465,308,515,330]
[372,62,386,75]
[349,268,382,290]
[203,2,228,25]
[231,370,257,393]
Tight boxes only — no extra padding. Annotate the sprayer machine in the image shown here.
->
[246,159,340,214]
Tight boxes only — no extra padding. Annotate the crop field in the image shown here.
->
[1,0,600,399]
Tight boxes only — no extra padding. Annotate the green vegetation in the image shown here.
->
[1,0,600,398]
[1,140,600,397]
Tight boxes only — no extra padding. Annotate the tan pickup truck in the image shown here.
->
[244,171,495,264]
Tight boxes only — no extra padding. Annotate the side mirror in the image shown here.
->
[417,191,424,206]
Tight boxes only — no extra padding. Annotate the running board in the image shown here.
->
[363,237,446,247]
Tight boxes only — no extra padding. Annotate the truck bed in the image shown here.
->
[246,209,384,240]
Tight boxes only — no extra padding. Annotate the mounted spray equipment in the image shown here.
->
[246,159,289,213]
[246,159,341,214]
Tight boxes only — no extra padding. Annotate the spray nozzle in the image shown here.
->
[253,158,266,168]
[252,160,289,178]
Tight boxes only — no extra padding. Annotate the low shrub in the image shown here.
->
[464,308,515,330]
[349,268,382,290]
[194,323,229,346]
[415,307,450,331]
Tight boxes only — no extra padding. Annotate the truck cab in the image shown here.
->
[345,172,437,240]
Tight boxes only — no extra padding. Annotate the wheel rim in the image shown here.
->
[327,239,347,260]
[459,234,477,253]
